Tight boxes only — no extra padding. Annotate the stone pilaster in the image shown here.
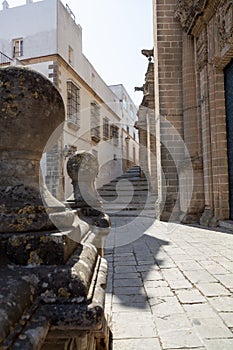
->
[180,32,205,224]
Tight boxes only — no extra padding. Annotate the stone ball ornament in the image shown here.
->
[0,66,65,158]
[0,66,65,233]
[67,151,99,181]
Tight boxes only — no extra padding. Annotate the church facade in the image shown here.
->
[138,0,233,226]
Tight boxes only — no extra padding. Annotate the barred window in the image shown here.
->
[110,125,119,146]
[103,117,110,140]
[13,38,23,58]
[90,101,100,142]
[67,81,80,128]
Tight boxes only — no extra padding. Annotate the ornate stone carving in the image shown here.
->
[141,48,154,60]
[175,0,208,33]
[134,86,144,92]
[175,0,192,30]
[196,26,208,71]
[216,0,233,50]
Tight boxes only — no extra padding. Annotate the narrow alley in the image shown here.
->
[104,218,233,350]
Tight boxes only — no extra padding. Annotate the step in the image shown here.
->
[125,167,140,172]
[99,185,149,190]
[99,190,151,195]
[102,178,148,184]
[101,194,157,203]
[111,175,146,180]
[219,220,233,232]
[104,209,156,217]
[103,203,155,210]
[110,178,148,183]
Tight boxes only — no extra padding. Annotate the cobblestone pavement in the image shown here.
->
[104,217,233,350]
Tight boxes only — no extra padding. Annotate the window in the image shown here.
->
[103,117,110,140]
[13,38,23,58]
[122,95,127,110]
[130,105,134,118]
[68,45,73,65]
[92,149,98,160]
[110,125,119,146]
[67,81,80,129]
[90,101,100,142]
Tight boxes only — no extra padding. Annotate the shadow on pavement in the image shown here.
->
[105,224,169,310]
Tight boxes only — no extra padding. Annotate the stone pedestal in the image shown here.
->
[0,66,110,350]
[66,150,111,256]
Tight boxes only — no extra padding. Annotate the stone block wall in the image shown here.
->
[45,142,64,201]
[155,0,184,220]
[143,0,233,224]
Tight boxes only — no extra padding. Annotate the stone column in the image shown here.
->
[180,32,205,223]
[149,110,157,193]
[194,27,215,226]
[136,106,150,180]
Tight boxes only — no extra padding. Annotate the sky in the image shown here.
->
[6,0,153,106]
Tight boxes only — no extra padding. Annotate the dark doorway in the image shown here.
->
[225,59,233,219]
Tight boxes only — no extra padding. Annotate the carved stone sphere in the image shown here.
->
[67,151,99,181]
[0,66,65,154]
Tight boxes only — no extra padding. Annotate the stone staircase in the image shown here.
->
[98,166,156,218]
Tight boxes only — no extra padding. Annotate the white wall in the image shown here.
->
[57,0,82,68]
[0,0,133,196]
[109,84,139,140]
[57,1,122,120]
[59,65,123,197]
[30,60,54,79]
[109,84,139,166]
[0,0,57,58]
[0,0,122,121]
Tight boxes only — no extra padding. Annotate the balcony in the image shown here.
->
[91,126,101,143]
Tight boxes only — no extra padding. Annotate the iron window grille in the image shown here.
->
[67,81,80,128]
[103,117,110,140]
[110,125,119,146]
[90,102,100,142]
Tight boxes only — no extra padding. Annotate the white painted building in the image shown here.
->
[109,84,139,172]
[0,0,139,199]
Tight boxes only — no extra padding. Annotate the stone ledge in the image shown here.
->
[0,251,108,349]
[219,220,233,232]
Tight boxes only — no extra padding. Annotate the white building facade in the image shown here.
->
[0,0,139,199]
[109,84,139,172]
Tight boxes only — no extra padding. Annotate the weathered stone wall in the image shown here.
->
[136,60,157,193]
[154,0,184,220]
[148,0,233,224]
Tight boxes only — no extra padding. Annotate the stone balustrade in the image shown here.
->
[0,66,110,350]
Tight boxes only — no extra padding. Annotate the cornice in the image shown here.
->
[175,0,209,34]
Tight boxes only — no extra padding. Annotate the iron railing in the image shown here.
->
[0,51,24,66]
[0,51,14,65]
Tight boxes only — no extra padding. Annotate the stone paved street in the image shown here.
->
[105,217,233,350]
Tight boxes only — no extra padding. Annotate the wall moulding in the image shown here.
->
[175,0,209,34]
